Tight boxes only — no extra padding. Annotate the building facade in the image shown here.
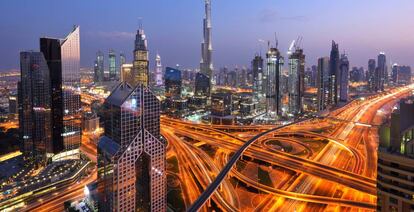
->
[132,27,149,87]
[288,48,305,115]
[155,54,163,87]
[94,51,104,83]
[40,26,81,158]
[339,54,349,102]
[265,47,284,117]
[328,41,339,105]
[164,67,182,98]
[108,49,117,81]
[200,0,213,87]
[317,57,330,111]
[19,51,53,162]
[97,83,166,212]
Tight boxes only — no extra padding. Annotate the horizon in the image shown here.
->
[1,0,414,72]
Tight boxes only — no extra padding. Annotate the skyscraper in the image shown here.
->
[195,72,211,97]
[288,47,305,115]
[200,0,213,87]
[368,59,377,92]
[252,55,264,100]
[155,54,163,86]
[317,57,330,111]
[164,67,182,98]
[19,51,53,162]
[108,49,117,81]
[97,83,166,212]
[40,26,81,158]
[328,41,340,105]
[339,54,349,102]
[377,52,387,91]
[265,47,284,117]
[94,51,104,83]
[120,53,126,67]
[132,26,149,87]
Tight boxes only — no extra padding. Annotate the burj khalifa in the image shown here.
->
[200,0,213,83]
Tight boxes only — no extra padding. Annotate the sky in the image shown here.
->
[1,0,414,72]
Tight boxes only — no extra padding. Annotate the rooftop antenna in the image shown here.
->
[274,32,278,49]
[138,17,143,29]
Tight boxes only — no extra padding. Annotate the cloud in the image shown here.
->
[87,31,135,40]
[259,9,308,23]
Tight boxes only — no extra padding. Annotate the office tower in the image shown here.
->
[350,67,359,82]
[377,97,414,212]
[19,51,53,162]
[97,83,166,212]
[265,47,284,117]
[392,64,412,85]
[210,92,233,124]
[195,72,211,97]
[217,67,228,86]
[252,55,264,98]
[108,49,117,81]
[377,52,387,90]
[132,26,149,87]
[317,57,330,111]
[240,66,247,86]
[40,26,81,157]
[120,53,126,67]
[154,53,163,87]
[311,65,317,86]
[339,54,349,102]
[368,59,376,92]
[164,67,182,98]
[94,51,104,83]
[391,64,399,84]
[200,0,213,87]
[120,64,133,84]
[328,41,340,105]
[288,47,305,115]
[8,94,18,115]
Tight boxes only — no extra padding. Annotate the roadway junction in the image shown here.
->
[163,84,414,212]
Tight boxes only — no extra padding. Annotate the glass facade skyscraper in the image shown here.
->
[164,67,182,98]
[339,54,349,102]
[317,57,330,111]
[252,54,264,101]
[195,72,211,97]
[109,49,117,81]
[132,27,149,87]
[94,51,104,82]
[19,51,53,162]
[97,83,166,212]
[288,48,305,115]
[328,40,339,105]
[40,26,81,158]
[265,47,284,117]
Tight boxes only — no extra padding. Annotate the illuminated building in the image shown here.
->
[368,59,377,92]
[120,63,133,84]
[288,47,305,115]
[378,97,414,212]
[392,64,412,85]
[252,54,264,100]
[108,49,117,81]
[317,57,330,111]
[94,51,104,83]
[120,52,126,67]
[97,82,166,212]
[328,40,339,105]
[339,54,349,102]
[132,26,149,87]
[377,52,387,90]
[18,51,53,162]
[8,94,18,115]
[40,26,81,159]
[265,47,284,117]
[195,72,210,97]
[211,92,233,124]
[155,53,163,86]
[164,67,182,98]
[200,0,213,87]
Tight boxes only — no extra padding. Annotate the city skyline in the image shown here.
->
[1,0,414,72]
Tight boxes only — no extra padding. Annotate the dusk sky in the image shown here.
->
[1,0,414,72]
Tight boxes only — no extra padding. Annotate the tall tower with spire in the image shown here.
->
[132,23,149,87]
[200,0,213,85]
